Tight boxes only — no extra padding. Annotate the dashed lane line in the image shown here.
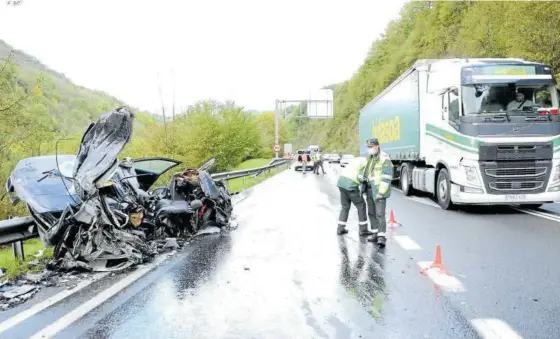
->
[470,318,524,339]
[393,235,422,251]
[395,235,523,338]
[416,261,466,293]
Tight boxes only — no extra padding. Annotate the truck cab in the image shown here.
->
[359,58,560,210]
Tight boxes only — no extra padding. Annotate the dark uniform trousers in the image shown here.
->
[338,187,368,232]
[314,160,325,174]
[365,185,387,235]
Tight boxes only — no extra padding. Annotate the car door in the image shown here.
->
[132,157,182,191]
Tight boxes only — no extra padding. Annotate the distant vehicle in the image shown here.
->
[295,150,314,171]
[328,154,341,163]
[340,154,354,167]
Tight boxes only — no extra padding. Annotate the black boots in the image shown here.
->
[359,230,374,237]
[367,233,386,247]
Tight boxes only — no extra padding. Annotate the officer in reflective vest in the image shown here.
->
[336,156,374,237]
[360,138,393,247]
[313,149,325,175]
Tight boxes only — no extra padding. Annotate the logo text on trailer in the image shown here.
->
[372,116,401,144]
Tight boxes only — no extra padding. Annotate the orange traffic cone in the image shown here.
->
[387,209,401,228]
[420,244,450,275]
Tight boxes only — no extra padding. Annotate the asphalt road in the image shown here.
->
[2,163,560,338]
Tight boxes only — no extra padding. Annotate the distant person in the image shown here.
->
[361,138,393,247]
[313,149,325,175]
[336,156,371,237]
[507,92,535,110]
[301,151,310,175]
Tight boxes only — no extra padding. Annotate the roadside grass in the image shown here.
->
[227,158,287,193]
[0,238,53,279]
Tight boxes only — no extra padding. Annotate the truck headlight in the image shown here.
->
[463,165,481,187]
[552,165,560,183]
[548,165,560,192]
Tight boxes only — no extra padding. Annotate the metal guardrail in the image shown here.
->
[0,158,292,260]
[211,158,289,181]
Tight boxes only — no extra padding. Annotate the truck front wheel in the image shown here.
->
[400,163,414,196]
[436,168,455,210]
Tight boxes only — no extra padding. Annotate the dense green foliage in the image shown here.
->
[0,40,286,220]
[286,1,560,154]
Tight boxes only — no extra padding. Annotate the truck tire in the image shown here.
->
[436,168,455,210]
[400,163,414,196]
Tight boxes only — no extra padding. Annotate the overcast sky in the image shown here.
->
[0,0,408,113]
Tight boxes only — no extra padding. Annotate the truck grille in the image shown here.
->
[488,181,544,191]
[484,167,547,178]
[479,160,551,194]
[495,145,540,160]
[479,142,552,161]
[478,142,553,195]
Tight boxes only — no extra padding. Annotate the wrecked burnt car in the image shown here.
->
[5,106,233,272]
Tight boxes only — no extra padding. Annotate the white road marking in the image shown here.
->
[470,318,523,339]
[393,188,442,208]
[0,272,109,334]
[512,207,560,222]
[393,235,422,250]
[417,261,466,293]
[30,255,169,339]
[408,196,441,209]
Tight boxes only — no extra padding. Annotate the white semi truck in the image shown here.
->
[358,58,560,210]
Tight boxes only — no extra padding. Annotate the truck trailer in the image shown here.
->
[358,58,560,210]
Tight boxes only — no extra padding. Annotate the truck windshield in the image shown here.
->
[461,83,559,114]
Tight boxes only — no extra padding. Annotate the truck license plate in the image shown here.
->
[505,194,526,201]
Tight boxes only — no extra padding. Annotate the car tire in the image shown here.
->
[436,168,455,210]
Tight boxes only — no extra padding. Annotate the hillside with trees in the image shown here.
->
[0,40,287,220]
[285,1,560,154]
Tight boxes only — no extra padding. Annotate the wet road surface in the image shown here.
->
[3,163,560,338]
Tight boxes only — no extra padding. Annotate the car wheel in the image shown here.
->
[436,168,455,210]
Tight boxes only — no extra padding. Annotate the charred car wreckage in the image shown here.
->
[5,106,234,274]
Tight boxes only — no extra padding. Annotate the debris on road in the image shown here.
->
[2,106,235,307]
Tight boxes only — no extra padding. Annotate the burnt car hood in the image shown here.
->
[73,107,135,199]
[6,155,80,214]
[6,107,135,213]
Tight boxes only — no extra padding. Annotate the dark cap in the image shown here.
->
[365,138,379,146]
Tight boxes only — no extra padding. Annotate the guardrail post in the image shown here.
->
[7,216,25,261]
[13,241,24,261]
